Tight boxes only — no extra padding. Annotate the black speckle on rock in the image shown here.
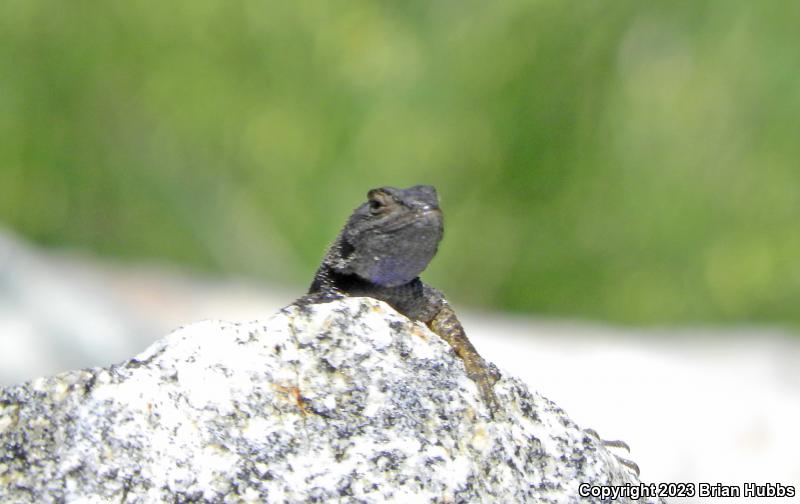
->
[336,476,354,497]
[238,331,259,344]
[319,359,338,373]
[307,486,329,502]
[172,488,204,503]
[81,372,98,396]
[124,345,166,369]
[371,450,405,472]
[424,455,445,467]
[307,403,335,419]
[2,441,28,463]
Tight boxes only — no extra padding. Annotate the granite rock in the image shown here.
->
[0,297,659,503]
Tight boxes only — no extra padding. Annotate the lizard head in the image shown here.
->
[333,185,444,287]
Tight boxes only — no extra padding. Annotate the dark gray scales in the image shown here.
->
[300,185,500,414]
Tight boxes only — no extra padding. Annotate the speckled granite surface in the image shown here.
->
[0,297,655,503]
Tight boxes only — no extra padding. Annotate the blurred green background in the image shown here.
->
[1,0,798,326]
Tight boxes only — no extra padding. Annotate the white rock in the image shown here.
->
[0,297,658,503]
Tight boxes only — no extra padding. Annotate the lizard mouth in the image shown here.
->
[418,207,441,216]
[414,208,441,225]
[417,207,443,225]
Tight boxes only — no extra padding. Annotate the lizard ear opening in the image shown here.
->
[367,189,391,214]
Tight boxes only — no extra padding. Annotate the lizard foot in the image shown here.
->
[585,428,640,477]
[466,362,501,418]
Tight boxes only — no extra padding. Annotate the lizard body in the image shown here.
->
[299,185,499,414]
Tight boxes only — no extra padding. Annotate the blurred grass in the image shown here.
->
[1,0,798,326]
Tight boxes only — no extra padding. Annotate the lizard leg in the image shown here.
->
[429,305,500,416]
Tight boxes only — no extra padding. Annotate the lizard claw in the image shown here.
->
[585,428,640,477]
[601,438,631,452]
[615,456,641,477]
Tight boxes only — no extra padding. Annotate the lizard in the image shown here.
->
[297,184,501,415]
[295,184,640,476]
